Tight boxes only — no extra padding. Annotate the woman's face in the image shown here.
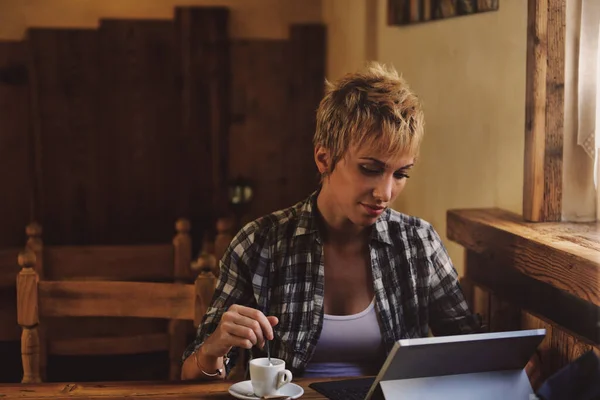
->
[317,144,415,227]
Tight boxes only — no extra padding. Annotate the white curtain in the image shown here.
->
[563,0,599,221]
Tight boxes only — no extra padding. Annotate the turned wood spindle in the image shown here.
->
[194,270,217,328]
[17,249,41,383]
[213,216,234,277]
[170,218,192,380]
[25,222,43,278]
[173,218,192,282]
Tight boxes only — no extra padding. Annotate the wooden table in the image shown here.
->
[0,377,340,399]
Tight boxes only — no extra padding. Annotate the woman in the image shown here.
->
[181,62,480,380]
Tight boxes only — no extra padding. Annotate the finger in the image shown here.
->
[267,316,279,336]
[237,306,273,343]
[223,321,259,347]
[222,331,254,350]
[230,314,265,346]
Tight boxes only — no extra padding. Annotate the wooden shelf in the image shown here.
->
[447,208,599,308]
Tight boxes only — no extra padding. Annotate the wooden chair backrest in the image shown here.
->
[24,219,193,282]
[16,249,217,383]
[42,244,174,281]
[15,219,219,383]
[38,281,196,320]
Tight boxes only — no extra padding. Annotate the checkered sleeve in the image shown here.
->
[426,225,482,336]
[182,221,262,370]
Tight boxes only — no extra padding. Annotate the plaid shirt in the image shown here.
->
[184,192,480,374]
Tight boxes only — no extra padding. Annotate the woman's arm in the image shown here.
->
[181,346,226,381]
[181,305,278,381]
[426,225,482,336]
[181,220,278,380]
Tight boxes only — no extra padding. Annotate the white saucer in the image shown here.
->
[228,380,304,399]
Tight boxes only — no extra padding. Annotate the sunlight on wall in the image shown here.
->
[325,0,526,274]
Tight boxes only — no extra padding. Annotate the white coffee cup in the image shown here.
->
[249,357,293,397]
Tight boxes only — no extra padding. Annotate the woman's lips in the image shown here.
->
[361,203,384,216]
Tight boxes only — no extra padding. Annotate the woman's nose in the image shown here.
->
[373,177,393,202]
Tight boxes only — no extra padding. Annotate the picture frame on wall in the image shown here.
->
[388,0,499,26]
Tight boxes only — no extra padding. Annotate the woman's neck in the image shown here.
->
[316,187,370,247]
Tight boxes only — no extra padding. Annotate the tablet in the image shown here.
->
[364,329,546,400]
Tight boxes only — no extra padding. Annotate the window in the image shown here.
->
[563,0,599,221]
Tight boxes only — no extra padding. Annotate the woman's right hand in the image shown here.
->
[201,304,279,359]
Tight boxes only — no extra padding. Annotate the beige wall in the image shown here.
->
[0,0,322,40]
[324,0,527,274]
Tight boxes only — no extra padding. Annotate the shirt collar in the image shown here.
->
[292,191,393,246]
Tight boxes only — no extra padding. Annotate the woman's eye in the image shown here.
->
[394,172,410,179]
[359,165,381,175]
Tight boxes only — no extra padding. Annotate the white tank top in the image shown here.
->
[303,298,387,377]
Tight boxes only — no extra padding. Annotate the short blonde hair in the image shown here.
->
[313,62,424,176]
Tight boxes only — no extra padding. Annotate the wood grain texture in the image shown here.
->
[462,251,599,379]
[447,208,600,307]
[16,267,38,327]
[25,222,44,281]
[522,311,597,383]
[0,377,339,399]
[168,320,187,381]
[524,0,564,221]
[44,244,173,281]
[543,0,565,221]
[524,0,547,222]
[229,39,290,218]
[287,25,325,207]
[170,218,193,380]
[27,29,103,244]
[176,7,230,217]
[464,249,599,344]
[173,219,192,282]
[488,294,521,333]
[20,327,41,383]
[38,281,195,320]
[99,19,185,244]
[228,25,325,221]
[48,333,171,356]
[0,41,31,248]
[195,270,217,327]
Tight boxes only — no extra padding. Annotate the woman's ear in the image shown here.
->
[314,146,330,175]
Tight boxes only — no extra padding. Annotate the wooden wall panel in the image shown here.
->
[464,249,600,381]
[286,25,325,207]
[176,8,230,219]
[0,40,29,383]
[522,312,597,384]
[0,41,30,247]
[465,250,599,344]
[28,29,102,245]
[229,25,325,220]
[229,40,290,219]
[1,7,326,382]
[99,20,183,245]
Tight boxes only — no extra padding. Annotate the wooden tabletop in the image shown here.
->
[0,377,341,399]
